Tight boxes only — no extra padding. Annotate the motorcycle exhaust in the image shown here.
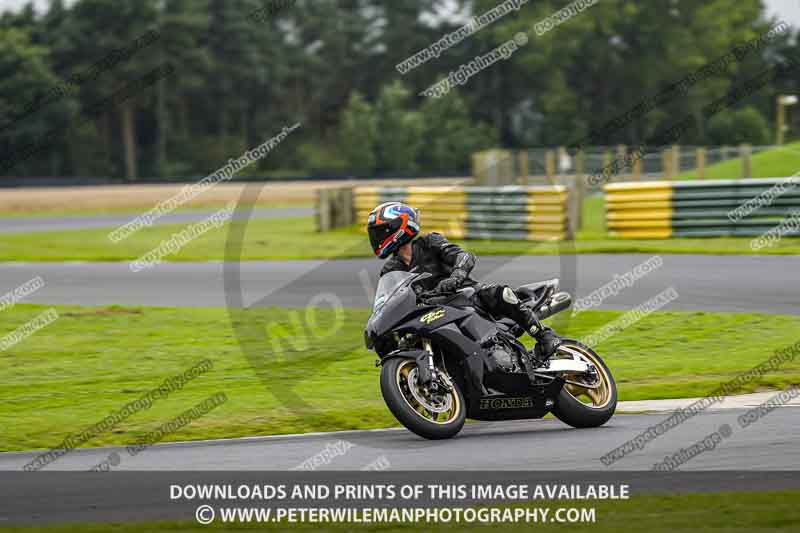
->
[536,292,572,320]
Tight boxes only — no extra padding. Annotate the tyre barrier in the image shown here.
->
[354,185,570,241]
[604,178,800,238]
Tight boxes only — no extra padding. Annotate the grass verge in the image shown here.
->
[0,491,798,532]
[677,140,800,180]
[1,304,798,452]
[0,207,799,262]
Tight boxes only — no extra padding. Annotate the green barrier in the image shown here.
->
[353,185,570,241]
[604,178,800,238]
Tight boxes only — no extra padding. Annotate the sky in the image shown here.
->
[0,0,798,28]
[765,0,800,27]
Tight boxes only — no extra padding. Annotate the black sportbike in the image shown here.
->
[365,271,617,439]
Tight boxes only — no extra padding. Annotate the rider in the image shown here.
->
[367,202,561,361]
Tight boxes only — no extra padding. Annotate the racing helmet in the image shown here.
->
[367,202,420,258]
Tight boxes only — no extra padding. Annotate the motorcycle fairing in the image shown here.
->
[428,322,491,397]
[469,377,564,421]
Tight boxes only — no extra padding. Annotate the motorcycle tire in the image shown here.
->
[380,357,466,440]
[551,339,617,428]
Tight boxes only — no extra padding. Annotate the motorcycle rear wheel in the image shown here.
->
[551,339,617,428]
[380,357,466,440]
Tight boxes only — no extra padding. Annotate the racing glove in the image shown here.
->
[434,268,467,294]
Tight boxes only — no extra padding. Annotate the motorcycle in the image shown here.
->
[365,271,617,440]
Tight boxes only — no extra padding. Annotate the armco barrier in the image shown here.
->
[354,185,570,241]
[604,178,800,238]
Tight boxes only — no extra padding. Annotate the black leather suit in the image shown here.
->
[380,233,538,332]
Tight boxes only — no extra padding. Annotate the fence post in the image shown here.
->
[502,150,515,185]
[696,147,706,179]
[472,151,486,184]
[316,187,354,232]
[545,150,556,185]
[484,149,514,185]
[517,150,529,185]
[632,152,642,180]
[740,144,752,179]
[671,145,681,177]
[662,148,673,180]
[557,146,569,179]
[316,188,331,232]
[487,151,498,186]
[568,175,585,238]
[617,145,627,180]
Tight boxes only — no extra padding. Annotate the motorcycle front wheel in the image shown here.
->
[380,357,466,440]
[551,339,617,428]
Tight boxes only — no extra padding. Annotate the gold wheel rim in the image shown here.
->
[395,360,461,425]
[556,344,613,409]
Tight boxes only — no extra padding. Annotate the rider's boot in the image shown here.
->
[499,286,562,364]
[518,304,562,363]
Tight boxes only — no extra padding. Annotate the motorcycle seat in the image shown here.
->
[516,278,560,302]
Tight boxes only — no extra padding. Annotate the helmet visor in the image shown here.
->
[368,218,402,255]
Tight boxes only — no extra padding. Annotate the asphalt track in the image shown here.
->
[1,408,798,471]
[0,207,313,233]
[1,253,798,523]
[1,254,797,313]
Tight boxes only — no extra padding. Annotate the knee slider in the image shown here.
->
[502,287,519,304]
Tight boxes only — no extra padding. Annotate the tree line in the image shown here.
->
[0,0,797,180]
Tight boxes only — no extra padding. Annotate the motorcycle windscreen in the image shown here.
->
[372,271,415,310]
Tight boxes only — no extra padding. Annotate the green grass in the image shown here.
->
[577,194,607,239]
[677,141,800,179]
[1,206,799,262]
[3,166,800,261]
[2,491,798,532]
[1,304,798,452]
[0,215,368,262]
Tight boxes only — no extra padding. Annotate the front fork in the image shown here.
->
[422,338,451,393]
